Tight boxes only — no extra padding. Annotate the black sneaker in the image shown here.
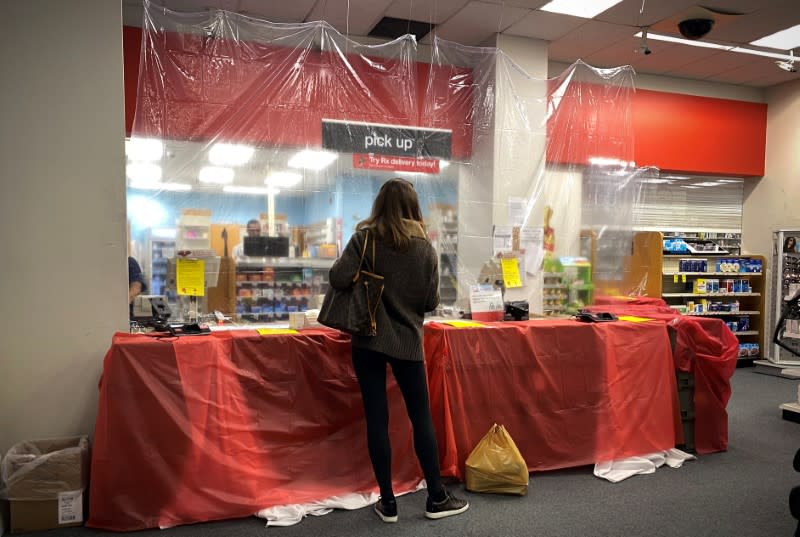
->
[425,489,469,519]
[374,498,398,523]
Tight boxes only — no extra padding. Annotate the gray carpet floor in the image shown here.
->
[17,369,800,536]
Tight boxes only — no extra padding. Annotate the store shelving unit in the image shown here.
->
[235,258,332,322]
[176,210,211,251]
[660,251,766,363]
[142,228,176,298]
[427,204,458,306]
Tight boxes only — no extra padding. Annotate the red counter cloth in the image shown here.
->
[88,330,422,531]
[89,321,678,531]
[424,320,678,478]
[584,305,738,454]
[594,295,669,308]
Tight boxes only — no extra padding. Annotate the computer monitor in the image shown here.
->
[244,236,290,257]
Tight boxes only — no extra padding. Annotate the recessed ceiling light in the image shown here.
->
[540,0,624,19]
[288,150,338,171]
[265,171,303,187]
[208,143,255,166]
[126,162,162,183]
[750,24,800,50]
[125,138,164,161]
[199,166,235,184]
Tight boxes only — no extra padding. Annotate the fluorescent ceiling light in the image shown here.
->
[681,185,702,189]
[540,0,623,19]
[223,185,279,196]
[130,181,191,191]
[125,138,164,161]
[199,166,235,184]
[635,31,795,61]
[634,31,730,50]
[750,24,800,50]
[265,171,303,187]
[640,178,671,184]
[288,150,338,171]
[693,181,724,187]
[208,143,255,166]
[439,160,450,169]
[730,47,797,60]
[126,162,162,183]
[588,157,635,167]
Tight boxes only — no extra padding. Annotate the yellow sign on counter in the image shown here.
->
[618,315,653,323]
[500,257,522,288]
[176,258,205,296]
[441,320,485,328]
[257,328,300,335]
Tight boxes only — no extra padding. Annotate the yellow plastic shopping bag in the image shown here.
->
[465,423,529,495]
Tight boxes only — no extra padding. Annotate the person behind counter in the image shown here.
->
[232,219,261,258]
[128,256,147,317]
[329,178,469,523]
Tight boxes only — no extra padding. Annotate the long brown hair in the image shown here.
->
[357,178,424,251]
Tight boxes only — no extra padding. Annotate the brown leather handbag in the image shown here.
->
[318,229,384,336]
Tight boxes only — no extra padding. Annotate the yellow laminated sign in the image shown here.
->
[465,423,529,496]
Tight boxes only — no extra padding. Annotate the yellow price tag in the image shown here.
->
[257,328,299,335]
[673,274,679,283]
[682,274,687,283]
[441,320,485,328]
[500,257,522,288]
[176,258,205,296]
[618,315,653,323]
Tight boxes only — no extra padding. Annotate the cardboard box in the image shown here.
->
[10,496,84,533]
[1,436,88,534]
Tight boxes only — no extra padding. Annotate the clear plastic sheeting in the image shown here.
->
[126,1,644,325]
[0,437,89,501]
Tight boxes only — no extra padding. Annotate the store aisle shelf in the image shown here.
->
[662,292,760,297]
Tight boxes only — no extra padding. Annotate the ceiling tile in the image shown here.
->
[479,0,549,8]
[596,0,698,27]
[548,20,637,59]
[385,0,471,24]
[664,50,758,78]
[237,0,318,23]
[306,0,395,35]
[710,0,800,44]
[424,1,532,45]
[503,10,585,41]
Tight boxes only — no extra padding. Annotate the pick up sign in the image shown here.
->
[322,119,452,159]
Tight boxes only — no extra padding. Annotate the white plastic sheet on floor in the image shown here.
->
[255,480,426,526]
[593,449,696,483]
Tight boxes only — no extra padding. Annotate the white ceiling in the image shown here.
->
[122,0,800,88]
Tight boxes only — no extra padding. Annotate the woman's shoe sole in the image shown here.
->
[374,504,398,523]
[424,504,469,519]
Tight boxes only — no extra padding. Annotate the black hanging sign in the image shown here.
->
[322,119,452,159]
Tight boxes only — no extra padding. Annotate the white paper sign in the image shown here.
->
[493,225,514,256]
[469,285,504,313]
[520,227,544,274]
[58,490,83,525]
[507,197,527,227]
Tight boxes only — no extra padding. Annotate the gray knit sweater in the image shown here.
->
[328,220,439,362]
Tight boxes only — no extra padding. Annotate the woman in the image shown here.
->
[785,236,797,253]
[329,179,469,523]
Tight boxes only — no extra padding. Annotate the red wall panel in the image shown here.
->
[632,89,766,177]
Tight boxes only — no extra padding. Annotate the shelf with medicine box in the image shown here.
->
[234,260,331,322]
[631,232,766,362]
[427,204,458,306]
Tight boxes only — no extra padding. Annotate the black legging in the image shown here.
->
[352,346,445,503]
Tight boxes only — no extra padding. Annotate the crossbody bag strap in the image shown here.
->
[352,229,370,283]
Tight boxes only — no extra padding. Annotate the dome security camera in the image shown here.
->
[678,18,715,40]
